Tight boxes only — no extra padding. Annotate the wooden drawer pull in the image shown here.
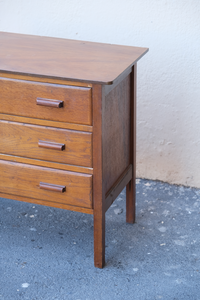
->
[38,140,65,151]
[36,97,63,108]
[39,182,66,193]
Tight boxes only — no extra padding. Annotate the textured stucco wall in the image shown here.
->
[0,0,200,187]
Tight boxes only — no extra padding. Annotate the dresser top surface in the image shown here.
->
[0,32,148,85]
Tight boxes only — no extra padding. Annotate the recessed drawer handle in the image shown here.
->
[36,97,63,108]
[38,140,65,151]
[39,182,66,193]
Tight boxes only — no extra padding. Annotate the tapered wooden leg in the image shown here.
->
[126,64,137,224]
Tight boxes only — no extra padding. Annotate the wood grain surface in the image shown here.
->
[0,192,93,214]
[0,32,148,84]
[0,153,93,175]
[126,65,137,223]
[0,160,93,208]
[103,75,131,194]
[0,120,92,167]
[0,77,92,125]
[0,113,93,132]
[92,84,105,268]
[105,165,132,212]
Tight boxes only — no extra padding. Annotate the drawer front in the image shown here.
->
[0,120,92,167]
[0,78,92,125]
[0,160,92,208]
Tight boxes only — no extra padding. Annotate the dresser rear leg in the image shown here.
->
[126,64,136,224]
[126,178,136,223]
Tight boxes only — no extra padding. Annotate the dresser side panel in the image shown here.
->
[103,75,131,194]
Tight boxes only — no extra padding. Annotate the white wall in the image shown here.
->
[0,0,200,187]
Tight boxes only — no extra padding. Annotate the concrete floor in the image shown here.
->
[0,179,200,300]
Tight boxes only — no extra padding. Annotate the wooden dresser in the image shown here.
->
[0,32,148,268]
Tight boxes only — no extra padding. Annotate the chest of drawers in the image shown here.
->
[0,32,148,268]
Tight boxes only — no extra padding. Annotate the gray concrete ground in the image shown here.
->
[0,179,200,300]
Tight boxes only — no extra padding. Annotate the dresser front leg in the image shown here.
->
[92,83,106,268]
[94,205,105,268]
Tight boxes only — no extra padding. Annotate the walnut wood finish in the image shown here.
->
[105,165,132,212]
[0,78,92,125]
[0,120,92,167]
[0,160,92,208]
[0,192,93,214]
[0,153,93,175]
[103,75,130,194]
[0,32,148,84]
[126,65,137,224]
[0,32,148,268]
[0,71,92,88]
[0,113,93,132]
[92,84,105,268]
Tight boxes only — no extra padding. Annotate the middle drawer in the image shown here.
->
[0,120,92,167]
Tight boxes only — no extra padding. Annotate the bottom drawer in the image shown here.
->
[0,160,92,209]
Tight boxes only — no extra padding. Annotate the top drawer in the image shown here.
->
[0,78,92,125]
